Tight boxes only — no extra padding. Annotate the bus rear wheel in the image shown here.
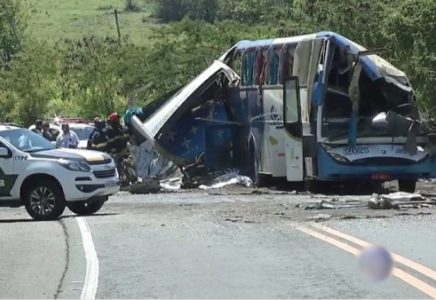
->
[398,180,417,193]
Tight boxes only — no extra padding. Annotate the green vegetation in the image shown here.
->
[0,0,436,125]
[26,0,157,43]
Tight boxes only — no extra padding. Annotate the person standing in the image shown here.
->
[88,118,108,151]
[105,112,130,155]
[41,121,53,141]
[31,119,44,136]
[56,123,79,148]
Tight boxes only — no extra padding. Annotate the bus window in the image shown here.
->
[269,49,279,85]
[255,49,267,86]
[243,50,255,86]
[280,44,296,84]
[232,51,243,82]
[241,51,248,86]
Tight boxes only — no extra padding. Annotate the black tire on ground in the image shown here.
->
[398,180,417,193]
[67,199,105,216]
[248,143,263,186]
[23,179,66,221]
[304,179,325,194]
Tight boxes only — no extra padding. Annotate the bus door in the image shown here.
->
[282,76,304,181]
[287,38,324,181]
[282,38,323,181]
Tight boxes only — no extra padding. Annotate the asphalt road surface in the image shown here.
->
[1,188,436,299]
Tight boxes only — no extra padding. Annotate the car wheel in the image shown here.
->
[23,180,66,221]
[67,199,105,216]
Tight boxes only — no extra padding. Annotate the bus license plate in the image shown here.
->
[105,180,117,187]
[371,174,390,180]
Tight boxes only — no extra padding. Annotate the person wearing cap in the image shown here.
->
[105,112,130,155]
[56,123,79,148]
[87,117,108,151]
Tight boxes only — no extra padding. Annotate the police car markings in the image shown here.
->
[14,156,27,160]
[290,222,436,298]
[0,167,18,197]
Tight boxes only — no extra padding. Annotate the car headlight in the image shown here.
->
[58,160,91,172]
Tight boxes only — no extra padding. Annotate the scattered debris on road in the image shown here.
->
[368,192,435,209]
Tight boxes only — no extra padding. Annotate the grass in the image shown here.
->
[23,0,161,44]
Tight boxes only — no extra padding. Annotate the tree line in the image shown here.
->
[1,0,435,126]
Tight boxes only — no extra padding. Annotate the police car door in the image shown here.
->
[0,139,17,200]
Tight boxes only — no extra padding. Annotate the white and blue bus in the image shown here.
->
[132,31,435,192]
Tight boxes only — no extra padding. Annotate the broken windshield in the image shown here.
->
[321,58,420,140]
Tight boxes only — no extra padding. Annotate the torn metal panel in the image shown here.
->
[132,60,240,167]
[317,32,413,93]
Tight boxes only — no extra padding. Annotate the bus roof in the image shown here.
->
[234,32,359,51]
[233,31,408,85]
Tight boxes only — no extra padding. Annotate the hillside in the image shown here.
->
[26,0,159,43]
[1,0,436,125]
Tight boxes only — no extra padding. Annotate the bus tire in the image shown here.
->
[248,143,264,186]
[398,180,417,193]
[304,179,324,194]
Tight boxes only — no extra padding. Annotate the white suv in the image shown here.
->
[0,124,120,221]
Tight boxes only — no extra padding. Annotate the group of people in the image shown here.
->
[87,112,130,155]
[32,119,80,148]
[31,112,131,156]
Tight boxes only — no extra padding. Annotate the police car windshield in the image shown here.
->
[70,127,94,140]
[0,129,55,152]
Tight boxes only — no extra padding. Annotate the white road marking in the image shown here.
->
[76,217,99,299]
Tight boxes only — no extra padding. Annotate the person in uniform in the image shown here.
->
[88,118,108,152]
[105,112,130,155]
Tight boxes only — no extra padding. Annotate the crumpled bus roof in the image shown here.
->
[224,31,411,92]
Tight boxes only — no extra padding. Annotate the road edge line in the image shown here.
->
[290,222,436,299]
[76,217,99,300]
[311,223,436,282]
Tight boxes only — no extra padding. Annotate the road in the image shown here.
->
[1,188,436,299]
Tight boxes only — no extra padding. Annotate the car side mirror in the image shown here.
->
[0,147,11,158]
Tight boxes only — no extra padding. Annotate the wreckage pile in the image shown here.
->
[124,144,254,194]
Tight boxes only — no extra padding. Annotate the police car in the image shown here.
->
[0,124,120,221]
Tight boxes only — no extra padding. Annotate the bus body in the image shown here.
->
[132,31,436,192]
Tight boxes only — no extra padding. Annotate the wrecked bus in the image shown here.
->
[131,31,436,192]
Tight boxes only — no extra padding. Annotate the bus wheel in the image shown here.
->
[304,180,325,194]
[249,147,259,185]
[248,145,265,187]
[398,180,417,193]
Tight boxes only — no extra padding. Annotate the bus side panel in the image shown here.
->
[262,87,287,177]
[229,87,264,172]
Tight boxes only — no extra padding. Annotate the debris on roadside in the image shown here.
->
[308,213,332,222]
[198,170,253,189]
[304,200,367,210]
[368,192,435,209]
